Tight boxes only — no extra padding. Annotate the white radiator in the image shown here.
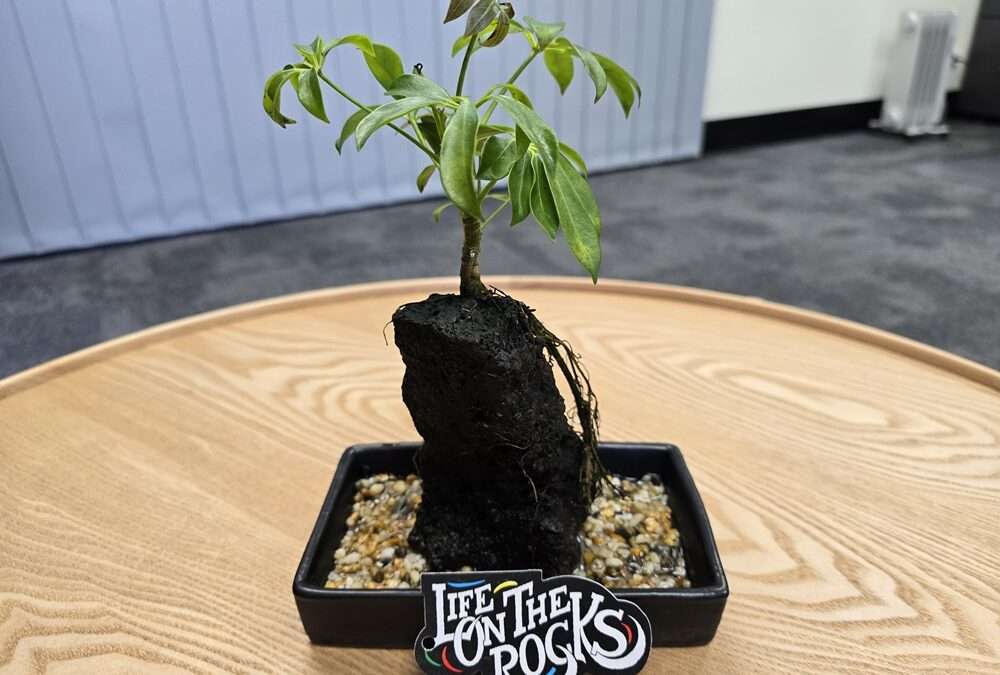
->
[875,10,958,136]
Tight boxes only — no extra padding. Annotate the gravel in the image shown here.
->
[325,472,688,590]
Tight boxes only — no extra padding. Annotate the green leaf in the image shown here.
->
[507,152,534,226]
[451,32,475,58]
[593,53,638,117]
[445,0,477,23]
[416,164,436,192]
[335,109,368,153]
[549,155,602,281]
[324,34,376,58]
[263,68,297,127]
[523,16,565,49]
[432,202,453,222]
[544,45,574,94]
[417,115,443,154]
[386,74,452,102]
[493,95,558,171]
[294,43,316,66]
[530,154,559,239]
[295,69,328,123]
[439,98,481,218]
[309,36,324,60]
[486,83,533,109]
[477,134,518,180]
[476,123,513,142]
[355,96,439,148]
[481,10,511,47]
[364,43,404,91]
[559,142,588,175]
[572,43,607,102]
[515,125,530,155]
[465,0,499,37]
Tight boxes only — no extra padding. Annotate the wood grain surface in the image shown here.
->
[1,277,998,674]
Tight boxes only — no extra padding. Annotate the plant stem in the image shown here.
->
[478,199,509,230]
[477,178,500,201]
[460,214,487,297]
[481,51,538,125]
[455,38,476,97]
[317,71,436,162]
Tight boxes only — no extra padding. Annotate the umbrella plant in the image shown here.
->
[264,0,640,575]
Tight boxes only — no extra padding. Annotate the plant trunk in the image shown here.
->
[459,215,487,298]
[392,292,591,576]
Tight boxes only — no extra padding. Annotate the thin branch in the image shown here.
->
[481,50,538,125]
[478,199,510,231]
[477,178,500,201]
[317,71,437,162]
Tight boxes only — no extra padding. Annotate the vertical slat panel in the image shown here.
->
[675,0,714,157]
[0,0,83,252]
[0,144,34,255]
[114,0,207,231]
[0,0,713,258]
[20,0,129,243]
[210,0,285,222]
[160,0,247,225]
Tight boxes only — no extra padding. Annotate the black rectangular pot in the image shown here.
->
[293,442,728,648]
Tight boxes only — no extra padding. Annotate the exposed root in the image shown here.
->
[488,286,612,503]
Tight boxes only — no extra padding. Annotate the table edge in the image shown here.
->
[2,276,997,397]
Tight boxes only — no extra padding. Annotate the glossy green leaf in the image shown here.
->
[432,202,453,222]
[295,69,329,123]
[481,10,510,47]
[363,43,404,90]
[439,98,481,218]
[544,45,574,94]
[465,0,499,37]
[549,155,602,281]
[324,34,376,58]
[452,14,524,56]
[477,134,518,180]
[487,83,533,109]
[493,95,558,171]
[263,68,297,127]
[559,142,587,175]
[523,16,565,49]
[355,96,438,148]
[476,123,513,142]
[416,164,436,192]
[445,0,477,23]
[593,53,638,117]
[335,109,369,153]
[386,74,452,102]
[417,114,443,153]
[530,154,559,239]
[294,43,316,66]
[515,125,530,155]
[507,153,534,226]
[309,36,324,60]
[571,43,607,102]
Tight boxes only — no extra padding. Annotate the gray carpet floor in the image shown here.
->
[2,120,998,378]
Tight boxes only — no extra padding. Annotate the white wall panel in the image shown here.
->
[704,0,980,121]
[0,0,714,259]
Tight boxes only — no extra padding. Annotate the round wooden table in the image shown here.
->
[2,277,998,674]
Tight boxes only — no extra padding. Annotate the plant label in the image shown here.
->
[414,569,652,675]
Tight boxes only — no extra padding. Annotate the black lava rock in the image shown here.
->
[392,293,589,576]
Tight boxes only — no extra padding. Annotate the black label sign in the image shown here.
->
[414,570,651,675]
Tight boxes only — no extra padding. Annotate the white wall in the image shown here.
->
[704,0,982,121]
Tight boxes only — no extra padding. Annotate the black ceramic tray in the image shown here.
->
[293,442,728,648]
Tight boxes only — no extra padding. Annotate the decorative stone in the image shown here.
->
[323,471,689,591]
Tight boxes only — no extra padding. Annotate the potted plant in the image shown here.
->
[266,1,727,648]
